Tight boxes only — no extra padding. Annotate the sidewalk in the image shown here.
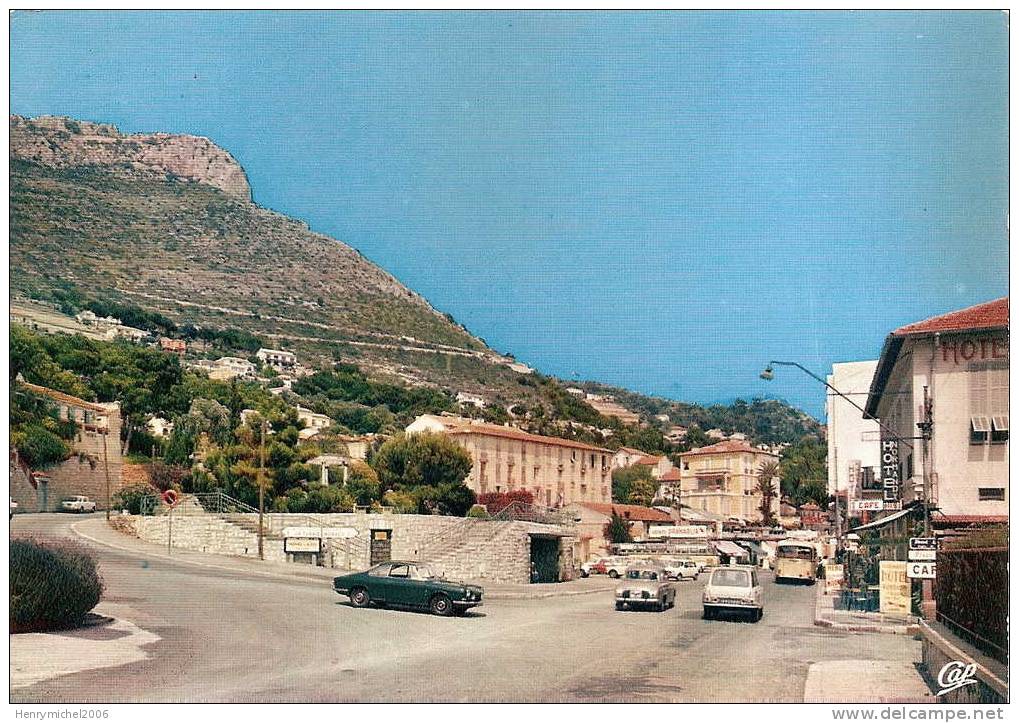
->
[72,518,615,600]
[814,584,920,635]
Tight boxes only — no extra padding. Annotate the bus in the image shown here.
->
[774,539,818,584]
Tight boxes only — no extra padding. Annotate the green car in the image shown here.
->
[333,561,484,616]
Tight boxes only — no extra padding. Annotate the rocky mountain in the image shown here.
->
[11,115,250,200]
[9,113,819,445]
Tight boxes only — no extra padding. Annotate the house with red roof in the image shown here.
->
[864,297,1008,520]
[677,439,780,523]
[564,501,676,560]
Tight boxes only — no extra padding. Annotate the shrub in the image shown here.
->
[467,504,490,519]
[10,537,104,633]
[113,484,157,515]
[477,489,534,515]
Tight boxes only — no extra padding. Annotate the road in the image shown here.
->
[11,514,924,703]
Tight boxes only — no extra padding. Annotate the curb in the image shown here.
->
[74,520,612,601]
[486,586,609,601]
[813,586,919,635]
[71,520,332,586]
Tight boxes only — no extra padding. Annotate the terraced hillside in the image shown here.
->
[9,115,532,397]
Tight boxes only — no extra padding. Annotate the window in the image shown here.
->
[389,565,410,578]
[971,361,1008,444]
[368,564,393,577]
[978,488,1005,502]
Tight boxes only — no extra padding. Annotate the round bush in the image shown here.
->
[10,537,104,633]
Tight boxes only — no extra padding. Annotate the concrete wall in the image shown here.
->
[876,332,1008,516]
[920,621,1007,703]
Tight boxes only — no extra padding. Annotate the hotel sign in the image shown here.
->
[881,435,901,510]
[940,336,1008,365]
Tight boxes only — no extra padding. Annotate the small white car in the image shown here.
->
[61,496,97,513]
[9,497,18,519]
[702,565,763,622]
[615,565,676,612]
[661,558,699,581]
[603,557,633,579]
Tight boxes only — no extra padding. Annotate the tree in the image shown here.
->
[344,461,381,506]
[756,460,780,526]
[779,435,827,505]
[604,509,633,544]
[371,432,472,492]
[611,464,656,505]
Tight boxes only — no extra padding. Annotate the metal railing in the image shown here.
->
[490,501,577,526]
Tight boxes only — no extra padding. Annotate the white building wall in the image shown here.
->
[874,332,1008,517]
[827,360,881,496]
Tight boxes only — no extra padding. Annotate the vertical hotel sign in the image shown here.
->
[881,433,902,510]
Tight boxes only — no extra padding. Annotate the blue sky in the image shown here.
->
[10,11,1008,419]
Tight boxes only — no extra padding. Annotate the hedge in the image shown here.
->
[10,537,104,633]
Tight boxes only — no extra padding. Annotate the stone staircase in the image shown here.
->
[425,520,523,582]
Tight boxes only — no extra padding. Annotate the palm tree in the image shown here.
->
[756,460,780,526]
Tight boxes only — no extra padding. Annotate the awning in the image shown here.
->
[714,541,749,557]
[851,505,918,532]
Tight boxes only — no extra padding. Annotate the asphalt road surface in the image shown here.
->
[11,514,922,703]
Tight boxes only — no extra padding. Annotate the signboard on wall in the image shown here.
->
[284,537,321,553]
[880,435,902,510]
[851,500,884,512]
[824,563,844,594]
[879,561,911,615]
[648,525,709,539]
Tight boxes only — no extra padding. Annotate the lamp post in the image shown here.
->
[760,360,933,541]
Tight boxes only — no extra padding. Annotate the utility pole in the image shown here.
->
[257,418,266,560]
[102,428,112,521]
[918,386,934,537]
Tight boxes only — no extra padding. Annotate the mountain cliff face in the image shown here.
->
[9,113,818,440]
[10,115,251,200]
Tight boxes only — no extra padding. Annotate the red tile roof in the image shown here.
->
[893,297,1008,336]
[866,297,1009,417]
[659,468,682,481]
[636,455,664,465]
[574,502,673,522]
[441,418,612,453]
[20,381,112,413]
[679,439,777,458]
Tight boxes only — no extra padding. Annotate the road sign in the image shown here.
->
[908,549,937,561]
[162,489,180,507]
[910,537,938,551]
[907,561,937,579]
[282,526,358,539]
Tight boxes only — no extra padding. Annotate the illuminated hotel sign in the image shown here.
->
[881,435,901,510]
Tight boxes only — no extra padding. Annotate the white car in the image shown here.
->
[702,565,763,622]
[9,497,17,519]
[660,558,699,581]
[604,557,635,579]
[61,496,97,513]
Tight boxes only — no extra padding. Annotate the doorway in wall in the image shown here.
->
[529,535,560,583]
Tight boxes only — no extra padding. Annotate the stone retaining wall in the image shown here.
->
[118,511,575,583]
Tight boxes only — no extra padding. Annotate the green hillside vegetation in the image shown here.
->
[10,115,823,460]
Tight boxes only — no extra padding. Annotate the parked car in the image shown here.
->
[661,558,700,581]
[702,565,763,622]
[579,558,609,577]
[603,557,633,579]
[333,561,484,616]
[61,496,97,513]
[615,565,676,612]
[9,497,17,519]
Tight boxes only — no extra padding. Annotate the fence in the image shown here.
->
[934,546,1008,663]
